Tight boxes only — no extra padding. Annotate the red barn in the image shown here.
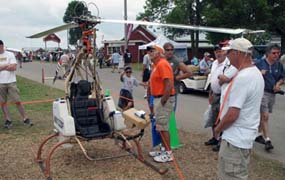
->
[102,25,156,62]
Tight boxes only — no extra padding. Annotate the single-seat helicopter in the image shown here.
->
[27,1,264,179]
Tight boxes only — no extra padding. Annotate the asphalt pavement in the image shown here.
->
[17,61,285,164]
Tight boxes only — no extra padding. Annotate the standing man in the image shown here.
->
[163,42,192,111]
[147,45,175,163]
[97,48,105,69]
[59,51,71,76]
[205,42,236,151]
[215,38,264,180]
[199,52,211,75]
[142,50,151,98]
[0,40,33,128]
[111,50,120,73]
[123,49,132,67]
[255,44,284,151]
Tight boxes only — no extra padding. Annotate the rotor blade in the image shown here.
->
[99,19,246,35]
[243,30,266,34]
[27,22,79,38]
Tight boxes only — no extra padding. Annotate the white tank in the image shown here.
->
[113,111,126,131]
[102,96,117,129]
[53,98,76,136]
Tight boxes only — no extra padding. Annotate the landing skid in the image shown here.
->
[35,131,167,180]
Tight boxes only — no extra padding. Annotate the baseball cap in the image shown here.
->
[204,52,210,57]
[146,45,164,54]
[0,40,3,45]
[214,40,230,51]
[222,38,253,53]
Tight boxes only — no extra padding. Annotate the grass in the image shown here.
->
[0,76,64,136]
[131,62,143,71]
[0,76,284,180]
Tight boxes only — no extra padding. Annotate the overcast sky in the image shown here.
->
[0,0,146,50]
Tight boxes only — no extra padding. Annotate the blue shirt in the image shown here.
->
[255,58,285,93]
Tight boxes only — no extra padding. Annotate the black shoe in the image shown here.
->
[4,120,12,129]
[23,118,33,127]
[212,144,220,152]
[265,140,274,152]
[255,135,265,144]
[205,137,219,146]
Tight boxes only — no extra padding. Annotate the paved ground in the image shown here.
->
[17,61,285,164]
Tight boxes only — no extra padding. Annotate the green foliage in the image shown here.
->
[136,0,172,21]
[138,0,204,56]
[139,0,285,50]
[203,0,272,45]
[63,1,88,45]
[0,76,64,136]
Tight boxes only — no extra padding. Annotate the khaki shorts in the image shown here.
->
[0,82,21,103]
[218,140,251,180]
[260,92,275,113]
[153,96,174,131]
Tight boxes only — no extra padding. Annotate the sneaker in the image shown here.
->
[255,135,265,144]
[4,120,12,129]
[265,140,274,151]
[23,118,33,127]
[153,151,173,163]
[212,144,220,152]
[149,147,165,157]
[205,137,219,146]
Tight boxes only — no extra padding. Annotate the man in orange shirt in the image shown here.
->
[147,45,175,163]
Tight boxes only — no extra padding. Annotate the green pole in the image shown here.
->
[169,111,183,149]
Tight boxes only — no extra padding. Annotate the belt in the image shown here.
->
[153,95,174,98]
[265,89,274,94]
[213,93,221,96]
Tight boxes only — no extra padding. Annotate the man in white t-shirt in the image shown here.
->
[214,38,264,180]
[205,42,237,152]
[0,40,33,128]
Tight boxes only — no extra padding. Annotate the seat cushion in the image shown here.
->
[72,97,111,138]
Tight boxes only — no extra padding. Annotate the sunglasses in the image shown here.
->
[271,51,280,55]
[165,49,174,52]
[126,71,132,73]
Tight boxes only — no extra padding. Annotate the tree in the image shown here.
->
[63,1,88,45]
[202,0,272,45]
[136,0,172,22]
[268,0,285,52]
[137,0,205,57]
[165,0,205,57]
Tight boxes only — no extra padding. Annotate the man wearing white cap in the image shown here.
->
[215,38,264,180]
[205,41,237,152]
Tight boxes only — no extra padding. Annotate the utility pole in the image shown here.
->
[124,0,128,52]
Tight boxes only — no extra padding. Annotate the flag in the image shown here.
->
[126,24,133,42]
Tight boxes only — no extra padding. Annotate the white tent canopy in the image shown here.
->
[138,35,187,50]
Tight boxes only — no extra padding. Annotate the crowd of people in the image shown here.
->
[1,36,285,180]
[116,39,284,180]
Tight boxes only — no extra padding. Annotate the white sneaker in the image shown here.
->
[149,147,165,157]
[149,150,163,157]
[153,151,173,163]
